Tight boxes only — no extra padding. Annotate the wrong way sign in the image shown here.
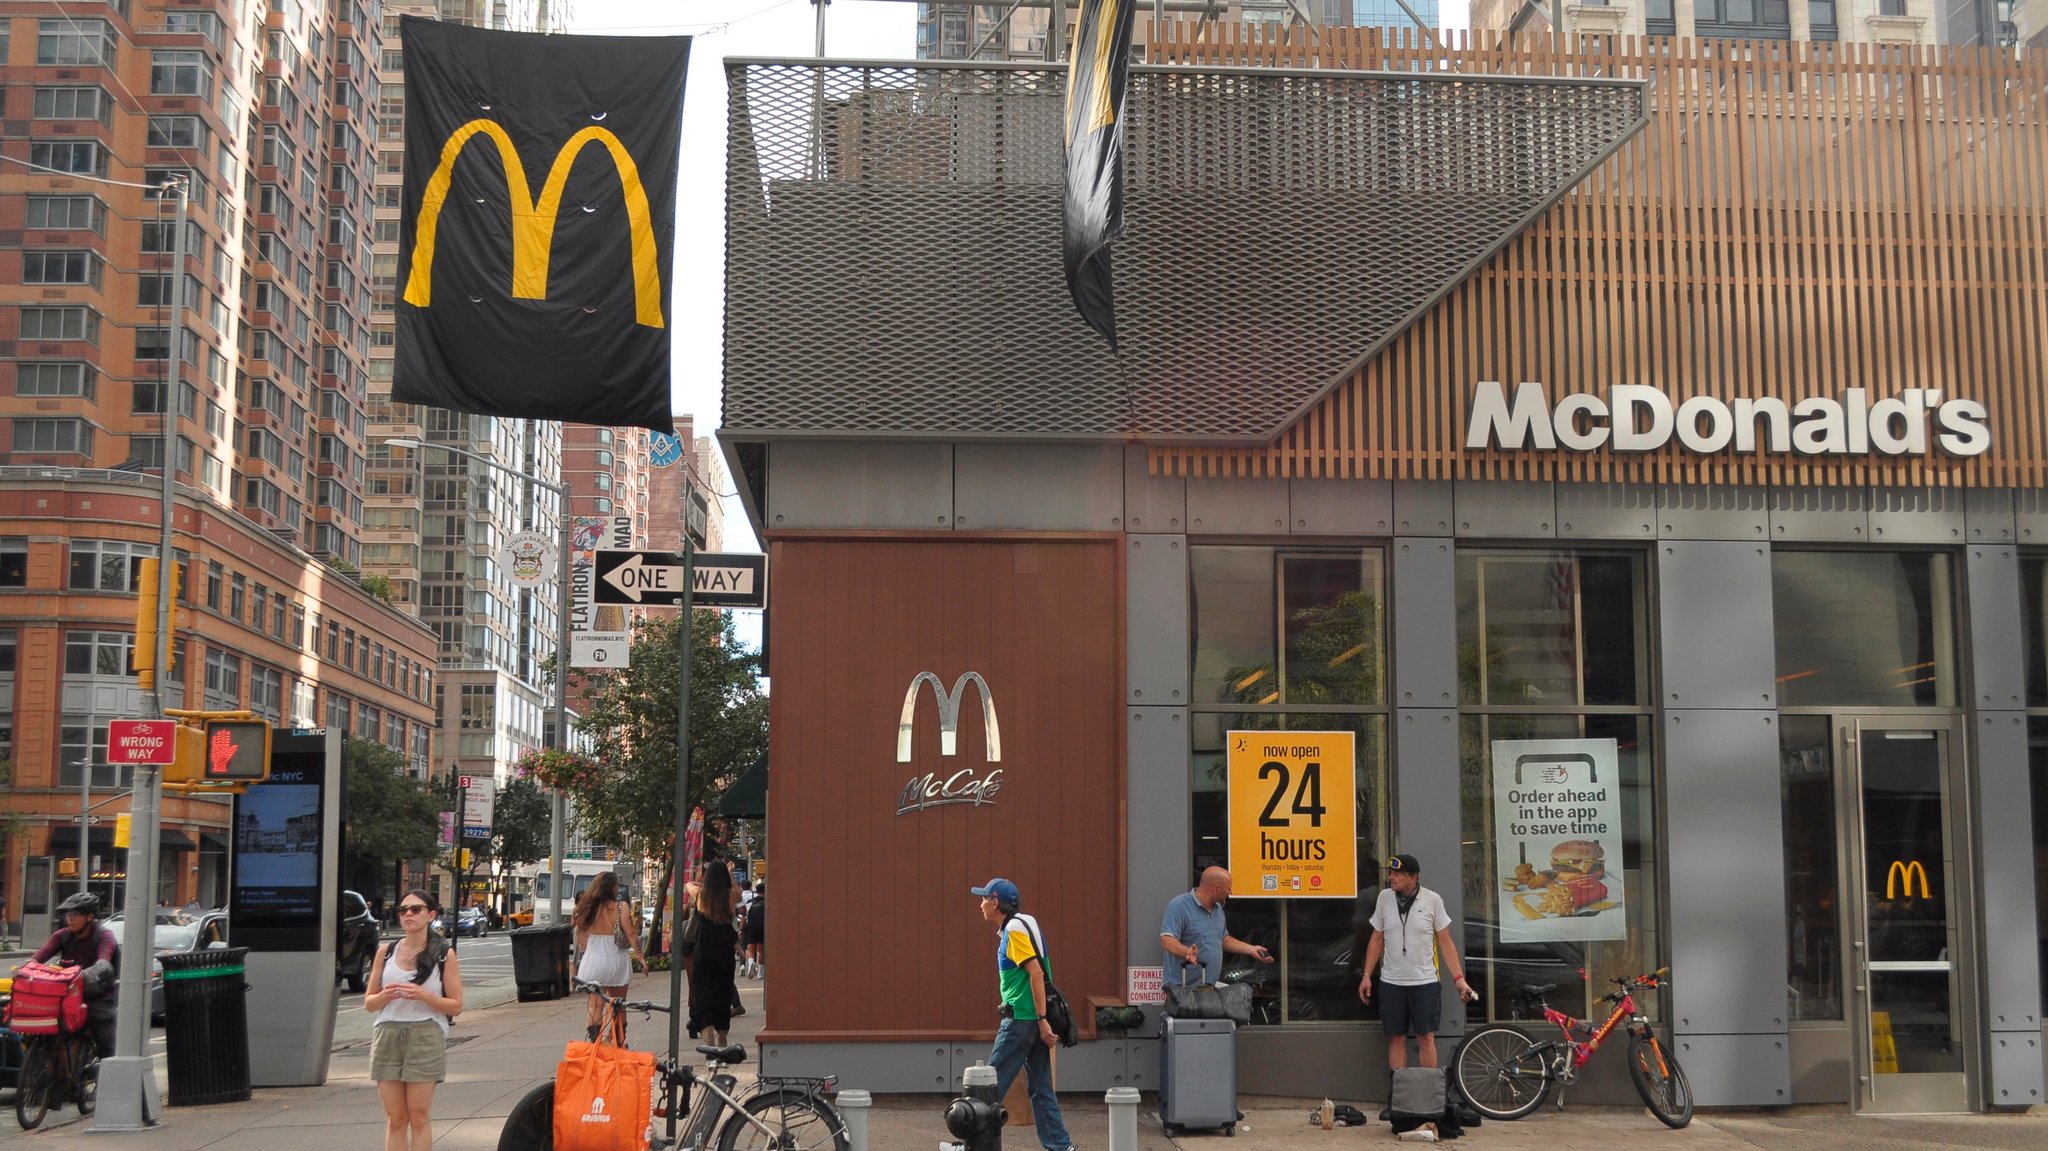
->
[593,550,766,609]
[108,719,177,766]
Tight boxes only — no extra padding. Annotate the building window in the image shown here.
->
[23,251,101,288]
[37,19,116,66]
[205,648,242,704]
[1773,552,1957,708]
[32,87,111,124]
[206,561,223,609]
[150,50,212,97]
[26,196,106,233]
[147,115,207,149]
[250,664,283,721]
[327,691,350,730]
[229,574,246,621]
[0,540,27,586]
[1455,550,1660,1025]
[2017,556,2048,1016]
[67,540,157,592]
[64,629,135,677]
[19,307,100,344]
[14,419,94,455]
[28,142,106,177]
[58,718,132,789]
[1189,547,1391,1024]
[17,363,96,399]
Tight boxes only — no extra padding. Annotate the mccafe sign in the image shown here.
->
[895,671,1003,816]
[1465,382,1990,458]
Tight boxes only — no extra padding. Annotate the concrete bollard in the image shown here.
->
[838,1089,872,1151]
[1105,1086,1140,1151]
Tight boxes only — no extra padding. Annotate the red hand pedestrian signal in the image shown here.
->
[209,726,239,775]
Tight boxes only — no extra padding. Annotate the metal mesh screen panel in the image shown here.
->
[724,60,1646,442]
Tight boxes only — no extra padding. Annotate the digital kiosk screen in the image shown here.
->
[230,730,329,951]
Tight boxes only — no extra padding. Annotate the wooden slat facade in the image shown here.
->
[762,536,1124,1043]
[1148,26,2048,488]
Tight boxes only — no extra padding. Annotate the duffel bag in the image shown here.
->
[4,962,87,1036]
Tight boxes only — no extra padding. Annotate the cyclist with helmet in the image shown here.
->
[31,892,120,1058]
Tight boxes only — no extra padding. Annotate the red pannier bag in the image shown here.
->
[5,962,87,1036]
[552,1040,654,1151]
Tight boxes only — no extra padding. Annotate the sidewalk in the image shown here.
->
[3,969,2043,1150]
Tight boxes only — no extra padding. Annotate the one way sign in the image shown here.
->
[593,550,767,609]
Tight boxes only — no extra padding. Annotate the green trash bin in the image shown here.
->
[160,946,251,1106]
[511,925,573,1001]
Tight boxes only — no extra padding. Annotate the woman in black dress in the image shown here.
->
[687,860,740,1045]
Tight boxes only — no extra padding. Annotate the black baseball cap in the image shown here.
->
[1385,853,1421,875]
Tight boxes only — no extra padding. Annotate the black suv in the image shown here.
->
[337,889,381,991]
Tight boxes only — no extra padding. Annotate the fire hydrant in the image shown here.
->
[944,1062,1006,1151]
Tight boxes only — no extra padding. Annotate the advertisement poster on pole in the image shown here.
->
[1226,730,1357,898]
[571,514,631,668]
[1491,738,1626,942]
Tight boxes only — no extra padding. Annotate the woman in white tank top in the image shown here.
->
[367,890,465,1151]
[572,871,645,1042]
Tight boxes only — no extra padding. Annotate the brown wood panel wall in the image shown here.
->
[1145,26,2048,487]
[761,536,1124,1042]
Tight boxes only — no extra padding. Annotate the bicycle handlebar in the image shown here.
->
[573,980,673,1013]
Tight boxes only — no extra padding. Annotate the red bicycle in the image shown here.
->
[1450,968,1692,1129]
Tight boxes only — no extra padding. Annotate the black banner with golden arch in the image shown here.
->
[394,18,688,431]
[1062,0,1136,349]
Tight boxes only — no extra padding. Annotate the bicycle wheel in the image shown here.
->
[1450,1023,1552,1122]
[68,1033,99,1115]
[715,1089,849,1151]
[496,1079,555,1151]
[15,1039,54,1131]
[1627,1032,1694,1129]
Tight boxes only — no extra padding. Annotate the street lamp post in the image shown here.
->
[385,437,571,928]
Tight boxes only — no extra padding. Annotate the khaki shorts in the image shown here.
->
[370,1020,448,1083]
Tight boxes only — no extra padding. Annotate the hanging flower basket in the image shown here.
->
[516,748,606,792]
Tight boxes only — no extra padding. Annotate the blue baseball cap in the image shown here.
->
[971,878,1020,904]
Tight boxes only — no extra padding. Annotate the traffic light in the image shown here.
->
[168,716,271,784]
[457,848,472,870]
[133,559,183,692]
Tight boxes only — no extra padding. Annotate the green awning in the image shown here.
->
[715,755,767,820]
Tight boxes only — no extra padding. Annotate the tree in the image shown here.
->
[562,609,768,948]
[342,737,441,900]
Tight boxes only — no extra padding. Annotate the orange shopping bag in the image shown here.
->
[552,1041,655,1151]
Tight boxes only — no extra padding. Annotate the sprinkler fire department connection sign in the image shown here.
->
[1491,738,1626,943]
[1227,730,1356,898]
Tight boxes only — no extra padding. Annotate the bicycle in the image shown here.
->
[1450,967,1692,1129]
[13,1025,98,1130]
[497,983,847,1151]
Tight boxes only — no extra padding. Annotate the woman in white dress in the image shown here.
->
[573,871,644,1042]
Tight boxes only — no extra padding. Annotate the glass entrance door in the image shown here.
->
[1844,720,1975,1113]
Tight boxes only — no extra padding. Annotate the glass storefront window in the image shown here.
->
[1192,548,1384,707]
[1458,713,1662,1024]
[1455,551,1646,706]
[1190,711,1389,1024]
[1772,552,1957,707]
[1779,714,1842,1021]
[2023,557,2048,708]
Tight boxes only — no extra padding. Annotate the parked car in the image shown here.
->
[337,890,381,992]
[453,908,490,938]
[146,910,231,1023]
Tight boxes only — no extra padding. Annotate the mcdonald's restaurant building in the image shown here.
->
[718,38,2048,1113]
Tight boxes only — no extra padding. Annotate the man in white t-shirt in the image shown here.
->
[1357,853,1474,1070]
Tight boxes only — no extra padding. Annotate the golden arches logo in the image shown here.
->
[1885,859,1930,900]
[402,119,664,329]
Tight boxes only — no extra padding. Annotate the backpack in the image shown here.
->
[5,962,88,1036]
[1389,1067,1464,1138]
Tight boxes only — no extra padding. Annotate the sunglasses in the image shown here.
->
[397,904,432,915]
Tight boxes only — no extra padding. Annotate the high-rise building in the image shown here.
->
[0,0,439,921]
[1470,0,1996,44]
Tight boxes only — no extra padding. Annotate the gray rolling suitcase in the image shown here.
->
[1159,1015,1237,1135]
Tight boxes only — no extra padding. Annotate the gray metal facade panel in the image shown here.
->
[1288,479,1393,536]
[1127,535,1190,707]
[1126,1037,1158,1090]
[1966,547,2026,711]
[1964,489,2016,543]
[1187,478,1289,535]
[1654,484,1771,541]
[1128,707,1192,966]
[1663,709,1792,1038]
[953,442,1125,531]
[1555,483,1656,540]
[1394,706,1463,1028]
[1972,713,2043,1031]
[1768,487,1871,543]
[764,441,954,531]
[1393,481,1454,537]
[2017,488,2048,545]
[761,1041,955,1092]
[1656,542,1779,711]
[1125,445,1186,533]
[1671,1033,1794,1107]
[1452,480,1556,538]
[1867,486,1968,545]
[722,62,1647,441]
[1988,1031,2045,1106]
[1392,539,1458,708]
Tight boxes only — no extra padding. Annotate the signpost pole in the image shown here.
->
[666,465,695,1138]
[79,762,90,899]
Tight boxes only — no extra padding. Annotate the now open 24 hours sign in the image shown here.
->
[1227,730,1357,898]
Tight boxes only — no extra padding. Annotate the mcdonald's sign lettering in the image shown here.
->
[1884,859,1930,900]
[402,119,664,329]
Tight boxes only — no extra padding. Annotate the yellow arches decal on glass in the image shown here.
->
[402,118,664,329]
[1884,859,1930,900]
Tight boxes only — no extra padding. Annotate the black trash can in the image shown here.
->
[511,924,573,1001]
[160,946,252,1106]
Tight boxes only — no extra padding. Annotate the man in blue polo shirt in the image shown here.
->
[1159,867,1272,984]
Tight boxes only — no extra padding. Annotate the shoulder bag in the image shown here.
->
[1014,916,1078,1047]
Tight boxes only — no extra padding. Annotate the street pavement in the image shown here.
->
[2,953,2043,1149]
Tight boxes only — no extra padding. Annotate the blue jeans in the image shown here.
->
[988,1016,1072,1151]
